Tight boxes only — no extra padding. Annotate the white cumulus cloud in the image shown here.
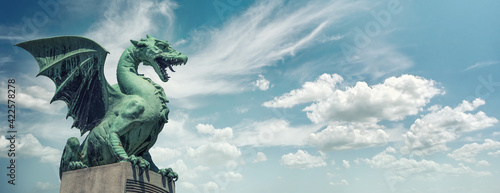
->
[253,75,271,91]
[308,122,388,151]
[263,73,343,108]
[253,152,267,163]
[363,147,491,182]
[329,179,349,186]
[488,150,500,157]
[196,124,234,142]
[476,160,490,167]
[187,143,241,165]
[402,99,498,156]
[166,159,208,180]
[201,181,220,192]
[0,82,65,113]
[0,134,60,163]
[264,74,443,124]
[447,139,500,163]
[342,160,351,169]
[280,150,326,169]
[219,171,243,182]
[178,182,196,192]
[232,119,323,147]
[149,146,181,163]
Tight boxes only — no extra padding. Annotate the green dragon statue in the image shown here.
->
[15,35,187,181]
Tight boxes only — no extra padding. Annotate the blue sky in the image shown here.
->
[1,0,500,192]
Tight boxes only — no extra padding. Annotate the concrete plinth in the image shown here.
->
[60,162,175,193]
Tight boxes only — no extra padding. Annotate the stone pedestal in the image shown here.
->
[60,162,175,193]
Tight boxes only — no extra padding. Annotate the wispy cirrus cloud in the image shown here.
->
[0,56,13,64]
[83,0,179,85]
[344,41,414,78]
[463,61,499,71]
[2,0,179,115]
[160,0,371,99]
[0,56,13,74]
[0,25,42,43]
[0,35,26,41]
[23,0,373,110]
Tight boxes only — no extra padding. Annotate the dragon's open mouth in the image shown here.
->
[155,57,186,80]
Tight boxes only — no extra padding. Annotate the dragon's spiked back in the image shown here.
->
[15,36,111,135]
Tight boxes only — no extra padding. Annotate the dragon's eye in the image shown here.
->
[157,44,167,50]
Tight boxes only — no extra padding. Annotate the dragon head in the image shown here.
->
[131,35,188,82]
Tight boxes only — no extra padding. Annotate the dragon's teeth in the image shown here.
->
[168,65,176,72]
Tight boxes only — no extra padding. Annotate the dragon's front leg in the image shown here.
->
[106,99,150,173]
[158,168,178,181]
[108,132,150,170]
[142,151,178,181]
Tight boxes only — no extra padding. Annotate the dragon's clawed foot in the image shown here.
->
[68,161,88,170]
[158,168,178,181]
[122,155,150,175]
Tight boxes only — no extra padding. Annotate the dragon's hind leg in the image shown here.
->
[59,137,88,179]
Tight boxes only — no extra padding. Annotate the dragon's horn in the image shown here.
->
[146,34,153,39]
[130,39,139,46]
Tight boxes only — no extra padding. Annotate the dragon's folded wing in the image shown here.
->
[16,36,112,135]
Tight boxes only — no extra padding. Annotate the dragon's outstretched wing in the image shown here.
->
[16,36,114,135]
